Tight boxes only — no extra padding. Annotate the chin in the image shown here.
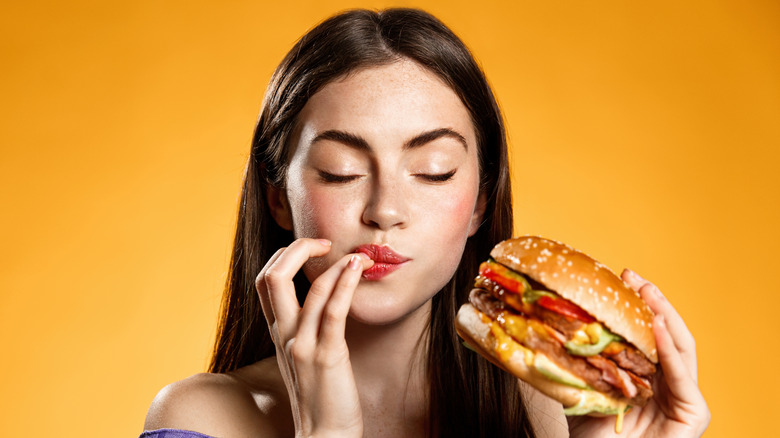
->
[347,288,433,327]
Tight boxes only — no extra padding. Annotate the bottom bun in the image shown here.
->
[455,303,626,416]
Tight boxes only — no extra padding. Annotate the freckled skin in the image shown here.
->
[282,59,483,325]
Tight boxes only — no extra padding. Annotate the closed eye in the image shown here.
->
[415,170,456,183]
[317,171,361,184]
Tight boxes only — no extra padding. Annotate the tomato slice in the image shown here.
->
[479,261,530,294]
[536,296,596,322]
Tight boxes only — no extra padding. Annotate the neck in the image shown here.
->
[346,300,429,387]
[345,301,430,436]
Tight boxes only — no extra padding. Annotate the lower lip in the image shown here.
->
[361,261,407,281]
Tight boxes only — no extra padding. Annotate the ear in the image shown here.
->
[468,192,487,237]
[267,185,293,231]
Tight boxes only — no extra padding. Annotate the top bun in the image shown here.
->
[490,236,657,363]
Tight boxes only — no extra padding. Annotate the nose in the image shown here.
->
[361,175,409,230]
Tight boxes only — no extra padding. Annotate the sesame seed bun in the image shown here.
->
[489,236,657,363]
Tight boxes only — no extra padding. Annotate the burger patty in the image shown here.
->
[469,288,653,405]
[474,276,656,378]
[602,342,657,377]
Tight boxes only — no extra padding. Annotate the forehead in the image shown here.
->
[294,59,477,148]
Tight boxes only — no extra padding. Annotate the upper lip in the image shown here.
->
[354,244,410,264]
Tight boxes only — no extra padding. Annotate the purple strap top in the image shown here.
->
[139,429,217,438]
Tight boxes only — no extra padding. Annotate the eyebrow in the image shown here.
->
[310,128,468,151]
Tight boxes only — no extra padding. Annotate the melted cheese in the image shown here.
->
[572,329,590,344]
[615,402,626,434]
[585,322,603,343]
[489,321,534,365]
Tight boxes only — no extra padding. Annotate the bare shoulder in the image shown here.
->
[143,357,293,438]
[518,380,569,438]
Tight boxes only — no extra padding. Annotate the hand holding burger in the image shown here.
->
[456,236,710,435]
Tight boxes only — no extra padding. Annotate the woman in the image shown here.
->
[143,8,709,437]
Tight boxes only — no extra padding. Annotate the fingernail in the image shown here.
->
[348,254,361,270]
[317,239,332,246]
[651,284,665,301]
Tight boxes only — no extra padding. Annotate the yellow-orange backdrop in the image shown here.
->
[2,1,778,436]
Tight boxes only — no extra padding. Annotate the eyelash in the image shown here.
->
[317,170,457,184]
[318,171,360,184]
[416,170,456,182]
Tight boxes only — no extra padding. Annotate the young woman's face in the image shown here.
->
[279,59,483,325]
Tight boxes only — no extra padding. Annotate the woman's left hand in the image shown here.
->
[567,269,710,438]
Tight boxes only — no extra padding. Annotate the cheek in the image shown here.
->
[423,187,479,238]
[286,186,358,278]
[416,186,480,281]
[287,186,353,238]
[423,205,475,299]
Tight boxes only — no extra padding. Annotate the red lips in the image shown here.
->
[354,244,410,280]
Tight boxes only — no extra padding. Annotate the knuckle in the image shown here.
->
[287,337,312,362]
[687,334,697,352]
[255,272,266,291]
[263,266,284,287]
[322,306,343,325]
[306,282,331,301]
[314,345,348,368]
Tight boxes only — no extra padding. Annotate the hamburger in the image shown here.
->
[455,236,658,432]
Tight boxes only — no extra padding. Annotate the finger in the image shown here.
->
[319,254,370,349]
[297,253,372,341]
[639,282,698,381]
[263,238,333,339]
[621,269,698,380]
[653,314,701,403]
[256,248,286,332]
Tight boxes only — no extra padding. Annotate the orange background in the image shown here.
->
[2,1,778,436]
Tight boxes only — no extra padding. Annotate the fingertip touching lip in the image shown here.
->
[353,244,411,281]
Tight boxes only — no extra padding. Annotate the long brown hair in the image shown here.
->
[209,8,534,437]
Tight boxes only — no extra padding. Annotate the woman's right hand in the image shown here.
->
[255,238,373,438]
